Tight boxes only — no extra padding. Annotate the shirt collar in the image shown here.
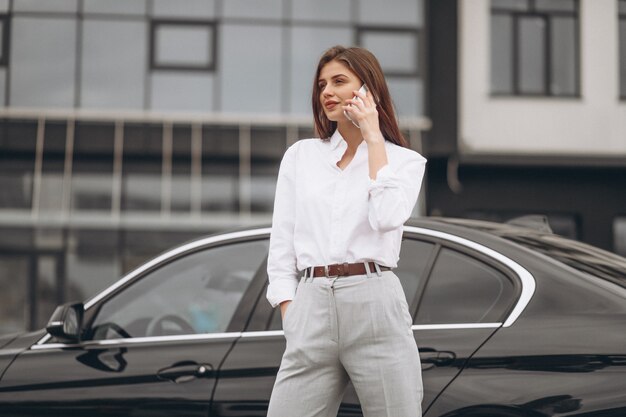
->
[329,129,344,151]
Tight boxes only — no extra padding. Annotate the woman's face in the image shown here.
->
[318,60,362,122]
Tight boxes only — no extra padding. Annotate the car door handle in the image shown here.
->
[157,362,214,383]
[419,348,456,369]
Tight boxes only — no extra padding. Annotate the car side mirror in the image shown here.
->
[46,302,84,343]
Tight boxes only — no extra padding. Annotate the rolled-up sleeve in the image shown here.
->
[367,153,426,233]
[266,144,299,308]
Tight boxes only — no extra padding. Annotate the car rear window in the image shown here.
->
[441,219,626,288]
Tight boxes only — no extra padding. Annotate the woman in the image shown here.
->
[266,45,426,417]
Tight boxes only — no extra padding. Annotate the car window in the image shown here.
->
[416,247,516,324]
[395,239,436,306]
[90,239,269,340]
[266,238,436,331]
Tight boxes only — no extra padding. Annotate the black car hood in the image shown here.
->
[0,330,47,351]
[0,330,47,381]
[0,333,19,351]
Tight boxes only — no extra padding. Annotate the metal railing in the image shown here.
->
[0,107,431,231]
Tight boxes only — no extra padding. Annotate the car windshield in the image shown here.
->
[438,219,626,288]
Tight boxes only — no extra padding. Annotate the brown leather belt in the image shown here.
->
[305,262,391,278]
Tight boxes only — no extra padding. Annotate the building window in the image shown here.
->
[617,0,626,100]
[150,20,217,72]
[356,26,420,77]
[490,0,580,97]
[0,14,9,66]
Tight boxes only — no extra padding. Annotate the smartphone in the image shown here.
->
[344,84,369,128]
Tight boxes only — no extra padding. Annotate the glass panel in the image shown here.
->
[152,0,215,18]
[150,72,214,112]
[81,20,146,109]
[10,17,76,108]
[620,19,626,98]
[0,120,37,209]
[491,14,514,93]
[71,122,114,211]
[219,24,282,113]
[36,255,60,329]
[387,78,422,116]
[360,30,418,75]
[518,16,546,94]
[614,218,626,257]
[40,121,66,212]
[550,17,577,95]
[122,124,162,212]
[417,248,516,324]
[534,0,576,12]
[359,0,422,26]
[155,23,213,67]
[292,0,350,22]
[12,0,77,12]
[83,0,146,15]
[0,20,4,53]
[201,126,239,212]
[0,68,6,105]
[171,125,192,213]
[0,255,29,335]
[396,239,436,306]
[491,0,529,10]
[0,227,33,249]
[289,26,353,115]
[0,1,9,12]
[66,229,120,300]
[91,239,269,339]
[250,127,285,212]
[620,0,626,15]
[121,230,203,274]
[221,0,283,19]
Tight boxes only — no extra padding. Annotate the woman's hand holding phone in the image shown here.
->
[342,84,384,145]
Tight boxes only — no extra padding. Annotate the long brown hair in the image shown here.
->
[312,45,409,148]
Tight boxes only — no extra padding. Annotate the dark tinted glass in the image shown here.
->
[491,14,514,94]
[417,248,516,324]
[122,123,163,212]
[250,127,285,212]
[518,16,546,94]
[91,239,269,340]
[72,122,115,211]
[0,120,37,209]
[491,0,529,10]
[0,255,29,334]
[396,239,436,306]
[535,0,576,12]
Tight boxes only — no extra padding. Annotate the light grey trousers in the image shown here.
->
[267,268,423,417]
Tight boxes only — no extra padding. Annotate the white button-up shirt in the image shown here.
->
[266,129,427,308]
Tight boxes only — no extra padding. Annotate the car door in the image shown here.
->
[0,237,269,417]
[210,230,522,416]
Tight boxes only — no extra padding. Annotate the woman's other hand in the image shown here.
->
[280,300,292,321]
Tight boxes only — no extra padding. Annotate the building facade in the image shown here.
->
[426,0,626,254]
[0,0,429,334]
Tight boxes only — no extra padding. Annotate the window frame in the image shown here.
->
[355,25,421,78]
[413,238,522,326]
[149,19,218,72]
[490,0,580,98]
[617,0,626,101]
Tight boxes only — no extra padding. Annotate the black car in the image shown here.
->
[0,217,625,417]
